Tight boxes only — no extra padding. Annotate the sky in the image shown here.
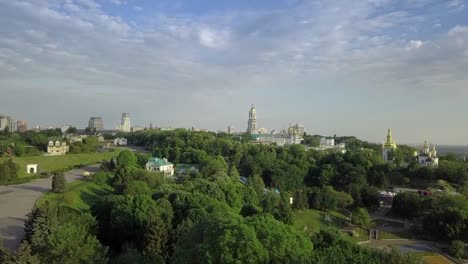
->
[0,0,467,144]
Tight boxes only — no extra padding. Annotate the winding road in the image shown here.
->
[0,164,100,250]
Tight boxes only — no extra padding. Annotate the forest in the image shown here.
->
[2,129,467,263]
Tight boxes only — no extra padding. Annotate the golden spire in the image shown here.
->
[387,128,392,143]
[383,128,397,149]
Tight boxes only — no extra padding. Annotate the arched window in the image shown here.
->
[55,141,60,147]
[48,141,54,146]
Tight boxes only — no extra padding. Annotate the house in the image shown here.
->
[114,137,128,146]
[47,138,69,155]
[175,164,199,176]
[145,157,174,177]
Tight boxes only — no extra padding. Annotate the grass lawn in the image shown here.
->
[378,231,411,240]
[293,209,349,234]
[0,151,120,181]
[422,255,453,264]
[37,179,113,212]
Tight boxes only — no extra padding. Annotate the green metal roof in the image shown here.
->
[251,134,272,138]
[147,157,173,166]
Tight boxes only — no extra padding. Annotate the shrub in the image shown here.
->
[92,171,110,185]
[450,240,465,258]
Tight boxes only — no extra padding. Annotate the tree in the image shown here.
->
[392,192,424,219]
[200,155,228,177]
[43,222,107,264]
[13,242,41,264]
[0,239,11,264]
[112,247,163,264]
[246,215,314,263]
[143,218,171,261]
[174,216,269,264]
[116,150,138,169]
[248,174,265,196]
[240,204,261,217]
[351,208,371,227]
[361,186,380,212]
[92,171,110,185]
[450,240,465,258]
[51,173,66,193]
[292,189,309,210]
[65,127,77,134]
[123,181,152,196]
[0,158,18,181]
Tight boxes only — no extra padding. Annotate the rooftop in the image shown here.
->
[147,157,172,166]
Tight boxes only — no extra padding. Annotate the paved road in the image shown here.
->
[0,164,100,250]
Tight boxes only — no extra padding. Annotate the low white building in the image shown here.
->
[26,164,38,174]
[146,157,174,177]
[114,137,128,146]
[312,137,346,154]
[320,138,335,147]
[251,133,303,147]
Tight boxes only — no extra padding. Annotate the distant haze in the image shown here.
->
[0,1,467,144]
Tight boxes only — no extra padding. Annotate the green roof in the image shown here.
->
[147,157,172,166]
[251,134,272,139]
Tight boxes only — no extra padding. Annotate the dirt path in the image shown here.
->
[0,164,100,250]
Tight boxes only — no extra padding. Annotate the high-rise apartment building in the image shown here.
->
[88,117,104,131]
[117,113,131,132]
[0,114,16,132]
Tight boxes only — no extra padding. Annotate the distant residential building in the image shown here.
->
[175,164,200,176]
[116,113,131,132]
[414,140,439,167]
[382,129,397,162]
[88,117,104,131]
[247,105,257,133]
[114,137,128,146]
[47,138,69,155]
[146,157,174,177]
[17,120,28,132]
[227,126,233,134]
[0,114,16,132]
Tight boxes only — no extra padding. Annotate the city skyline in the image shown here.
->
[1,1,468,144]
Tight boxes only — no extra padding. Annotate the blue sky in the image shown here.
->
[0,0,467,144]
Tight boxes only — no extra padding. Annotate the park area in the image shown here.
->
[37,178,113,212]
[293,209,370,243]
[0,151,119,185]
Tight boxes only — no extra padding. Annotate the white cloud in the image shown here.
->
[198,27,230,49]
[448,25,468,36]
[406,40,425,50]
[133,5,142,12]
